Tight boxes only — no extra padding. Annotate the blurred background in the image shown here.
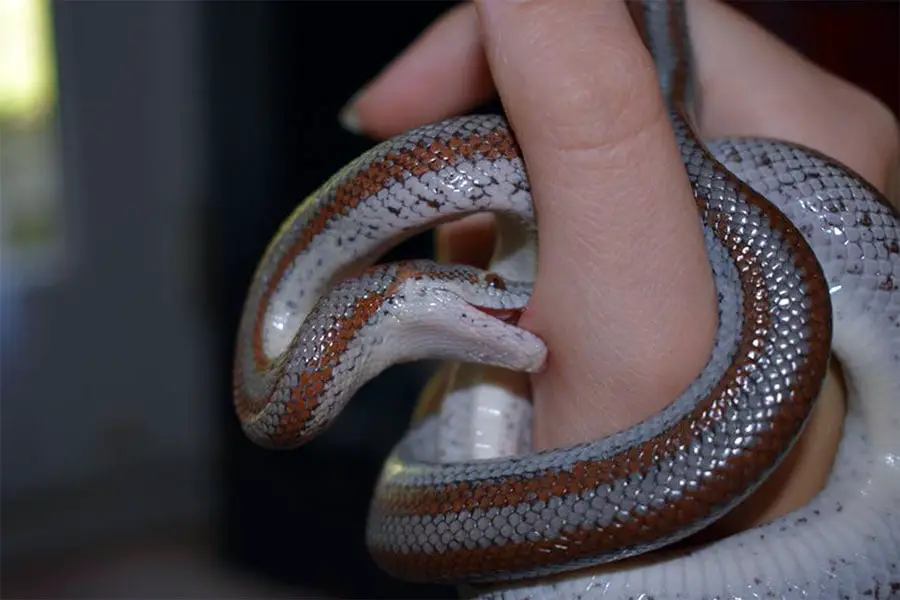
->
[0,1,896,598]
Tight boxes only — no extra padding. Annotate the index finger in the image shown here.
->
[472,0,717,450]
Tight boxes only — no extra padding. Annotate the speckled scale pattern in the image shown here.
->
[233,118,537,447]
[362,110,831,583]
[479,139,900,600]
[436,368,535,463]
[237,255,541,448]
[233,0,900,595]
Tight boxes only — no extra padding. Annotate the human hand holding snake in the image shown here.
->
[234,0,900,597]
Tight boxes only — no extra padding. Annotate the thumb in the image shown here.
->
[473,0,718,449]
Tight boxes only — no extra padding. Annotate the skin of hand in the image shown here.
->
[340,0,900,553]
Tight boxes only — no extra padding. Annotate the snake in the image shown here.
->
[232,0,900,597]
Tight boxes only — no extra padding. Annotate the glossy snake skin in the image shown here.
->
[233,0,900,597]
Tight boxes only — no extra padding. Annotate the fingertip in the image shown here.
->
[336,3,494,140]
[338,92,364,135]
[473,0,658,149]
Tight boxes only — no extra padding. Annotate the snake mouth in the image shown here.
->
[467,304,525,326]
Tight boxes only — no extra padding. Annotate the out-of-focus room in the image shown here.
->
[0,1,896,598]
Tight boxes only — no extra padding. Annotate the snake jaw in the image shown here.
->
[467,304,525,326]
[386,277,547,374]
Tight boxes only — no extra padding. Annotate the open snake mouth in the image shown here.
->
[467,304,525,326]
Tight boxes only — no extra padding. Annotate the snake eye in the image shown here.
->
[484,272,507,291]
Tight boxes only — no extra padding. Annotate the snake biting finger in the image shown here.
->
[233,1,900,596]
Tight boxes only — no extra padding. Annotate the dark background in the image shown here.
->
[1,2,896,598]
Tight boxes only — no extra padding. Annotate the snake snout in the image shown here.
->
[390,277,547,374]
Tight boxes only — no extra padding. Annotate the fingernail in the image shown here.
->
[338,91,364,134]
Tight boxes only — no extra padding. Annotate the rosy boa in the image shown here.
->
[233,1,900,597]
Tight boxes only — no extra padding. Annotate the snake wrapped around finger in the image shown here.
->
[232,0,900,597]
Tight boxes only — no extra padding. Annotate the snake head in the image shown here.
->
[375,261,546,374]
[466,272,526,325]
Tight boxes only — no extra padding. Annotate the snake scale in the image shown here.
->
[233,1,900,597]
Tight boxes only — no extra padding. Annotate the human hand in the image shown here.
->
[340,0,899,547]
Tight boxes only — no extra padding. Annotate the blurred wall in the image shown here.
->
[1,1,213,560]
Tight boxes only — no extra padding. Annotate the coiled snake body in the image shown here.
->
[234,1,900,597]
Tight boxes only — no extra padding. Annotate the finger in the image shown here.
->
[435,213,497,267]
[346,0,896,192]
[472,0,718,450]
[340,3,494,140]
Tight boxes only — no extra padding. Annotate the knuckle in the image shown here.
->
[846,88,900,197]
[855,90,899,157]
